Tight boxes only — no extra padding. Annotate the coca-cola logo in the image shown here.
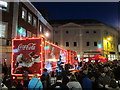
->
[17,43,36,50]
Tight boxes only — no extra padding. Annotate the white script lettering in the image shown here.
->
[17,43,36,50]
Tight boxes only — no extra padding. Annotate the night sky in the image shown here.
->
[31,2,119,27]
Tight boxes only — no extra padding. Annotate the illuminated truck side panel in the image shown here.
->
[44,41,68,72]
[11,38,43,76]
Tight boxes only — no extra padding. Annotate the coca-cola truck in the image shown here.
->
[11,37,68,80]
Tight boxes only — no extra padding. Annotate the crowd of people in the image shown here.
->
[1,59,120,90]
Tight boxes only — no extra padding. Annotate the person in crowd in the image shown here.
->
[1,83,8,89]
[41,68,51,90]
[2,74,12,89]
[81,69,92,90]
[23,71,29,88]
[62,75,69,86]
[103,66,114,78]
[98,70,111,89]
[28,74,43,90]
[10,81,17,89]
[16,81,23,90]
[105,79,120,90]
[113,65,120,80]
[67,74,82,90]
[2,61,8,75]
[77,61,82,70]
[50,75,69,90]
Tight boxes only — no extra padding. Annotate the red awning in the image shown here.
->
[89,55,108,62]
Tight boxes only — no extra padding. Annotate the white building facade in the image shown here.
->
[51,20,119,61]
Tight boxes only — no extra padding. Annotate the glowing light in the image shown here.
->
[44,46,50,50]
[13,76,15,79]
[97,44,102,48]
[44,32,49,37]
[107,37,111,41]
[107,36,112,41]
[13,49,19,53]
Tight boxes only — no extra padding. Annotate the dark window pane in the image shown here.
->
[86,31,89,33]
[93,31,96,33]
[94,42,97,46]
[74,42,77,47]
[66,42,69,47]
[86,42,89,46]
[66,31,69,34]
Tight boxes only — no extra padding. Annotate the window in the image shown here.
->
[93,30,96,33]
[94,42,97,46]
[105,32,108,35]
[22,8,27,20]
[28,13,32,24]
[0,22,7,38]
[55,31,58,34]
[74,42,77,47]
[66,31,69,34]
[66,42,69,47]
[27,31,32,37]
[33,17,37,27]
[86,42,89,46]
[39,25,42,32]
[86,31,89,33]
[0,1,8,11]
[83,54,88,57]
[55,42,58,45]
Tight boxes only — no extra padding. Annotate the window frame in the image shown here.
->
[22,7,27,21]
[28,12,32,24]
[33,17,37,27]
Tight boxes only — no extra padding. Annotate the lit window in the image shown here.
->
[27,31,31,37]
[28,13,32,24]
[83,54,88,57]
[0,22,7,38]
[22,8,27,20]
[0,1,8,11]
[33,17,37,27]
[39,25,42,32]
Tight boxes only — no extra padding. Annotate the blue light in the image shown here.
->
[13,49,19,53]
[44,46,50,50]
[97,44,102,48]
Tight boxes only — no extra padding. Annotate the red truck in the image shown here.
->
[11,37,69,80]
